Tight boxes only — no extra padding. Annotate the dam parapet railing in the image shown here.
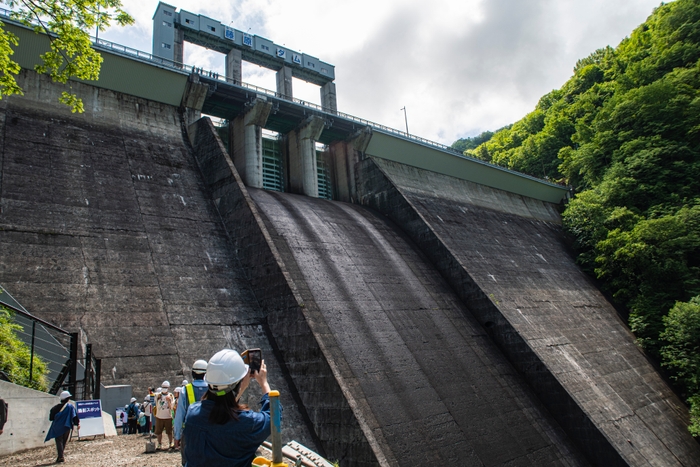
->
[90,36,567,190]
[0,7,566,190]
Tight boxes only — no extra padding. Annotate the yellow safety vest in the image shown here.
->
[186,383,196,405]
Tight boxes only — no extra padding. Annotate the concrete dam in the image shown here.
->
[1,18,700,467]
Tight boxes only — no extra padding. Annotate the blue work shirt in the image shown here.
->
[183,393,278,467]
[45,402,78,441]
[173,379,208,440]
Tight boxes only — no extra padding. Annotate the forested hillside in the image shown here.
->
[459,0,700,435]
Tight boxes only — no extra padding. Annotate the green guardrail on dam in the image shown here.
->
[366,130,570,204]
[4,20,188,107]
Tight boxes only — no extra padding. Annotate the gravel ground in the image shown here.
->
[0,433,284,466]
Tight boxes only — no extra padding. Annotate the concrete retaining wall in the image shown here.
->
[356,156,700,466]
[0,380,57,456]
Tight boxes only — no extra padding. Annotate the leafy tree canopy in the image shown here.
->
[0,0,133,112]
[451,130,496,153]
[661,297,700,436]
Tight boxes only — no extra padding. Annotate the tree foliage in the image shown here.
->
[454,0,700,435]
[0,306,49,391]
[661,297,700,436]
[451,130,496,153]
[0,0,133,112]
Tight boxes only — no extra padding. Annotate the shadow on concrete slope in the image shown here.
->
[249,189,589,467]
[356,156,700,466]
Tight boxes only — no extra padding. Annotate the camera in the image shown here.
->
[241,348,262,374]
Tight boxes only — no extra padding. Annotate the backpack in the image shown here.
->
[127,403,137,419]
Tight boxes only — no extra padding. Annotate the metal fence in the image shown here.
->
[0,297,101,400]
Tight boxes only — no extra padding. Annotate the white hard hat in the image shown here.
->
[59,390,71,400]
[130,397,136,403]
[144,396,149,401]
[192,359,208,374]
[174,387,182,394]
[161,380,170,388]
[204,349,248,393]
[156,387,162,393]
[182,379,189,386]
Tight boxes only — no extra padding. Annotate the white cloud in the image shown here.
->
[100,0,665,144]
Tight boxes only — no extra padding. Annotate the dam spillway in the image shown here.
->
[248,189,586,465]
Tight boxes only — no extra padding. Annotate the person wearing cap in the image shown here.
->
[174,359,209,464]
[154,381,174,449]
[45,390,80,463]
[183,349,278,467]
[127,397,139,434]
[142,394,153,435]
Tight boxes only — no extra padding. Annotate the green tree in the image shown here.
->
[0,0,133,112]
[661,297,700,436]
[594,205,700,353]
[451,130,495,153]
[0,306,49,391]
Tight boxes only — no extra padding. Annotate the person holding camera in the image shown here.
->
[183,349,279,467]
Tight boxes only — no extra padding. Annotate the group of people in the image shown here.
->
[121,377,190,438]
[123,348,277,467]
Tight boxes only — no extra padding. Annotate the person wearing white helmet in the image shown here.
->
[45,390,80,463]
[183,349,277,467]
[174,359,209,464]
[154,380,174,450]
[126,397,139,434]
[142,395,153,435]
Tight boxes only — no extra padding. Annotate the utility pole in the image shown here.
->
[400,106,409,135]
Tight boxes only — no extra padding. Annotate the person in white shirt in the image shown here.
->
[154,380,174,449]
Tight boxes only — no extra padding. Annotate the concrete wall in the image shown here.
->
[356,156,700,466]
[0,70,314,448]
[100,385,132,424]
[0,380,57,456]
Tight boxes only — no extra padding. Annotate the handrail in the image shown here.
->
[2,301,72,335]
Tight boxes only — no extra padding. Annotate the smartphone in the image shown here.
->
[242,348,262,374]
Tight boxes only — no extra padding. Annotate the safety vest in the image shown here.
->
[185,383,199,405]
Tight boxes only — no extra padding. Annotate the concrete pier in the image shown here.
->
[321,82,337,113]
[276,66,293,98]
[230,98,273,189]
[287,116,325,197]
[226,48,242,83]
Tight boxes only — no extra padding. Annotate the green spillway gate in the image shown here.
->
[262,138,285,192]
[317,153,333,200]
[261,140,332,199]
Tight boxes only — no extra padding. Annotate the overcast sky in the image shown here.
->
[98,0,665,145]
